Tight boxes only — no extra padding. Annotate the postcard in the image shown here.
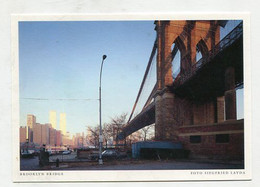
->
[12,14,251,182]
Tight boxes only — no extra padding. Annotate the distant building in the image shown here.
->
[71,132,85,148]
[49,111,57,129]
[72,135,76,147]
[66,131,70,138]
[56,130,62,146]
[27,114,36,142]
[33,123,42,145]
[19,126,27,143]
[73,133,79,147]
[42,123,51,145]
[27,114,36,129]
[62,131,73,146]
[27,122,51,146]
[27,127,33,143]
[60,113,66,135]
[49,127,56,146]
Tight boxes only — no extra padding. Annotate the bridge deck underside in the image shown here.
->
[171,35,243,101]
[118,103,155,140]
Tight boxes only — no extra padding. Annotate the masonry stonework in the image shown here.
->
[154,20,244,160]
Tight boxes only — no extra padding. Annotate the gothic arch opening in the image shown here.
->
[196,39,209,62]
[171,37,186,80]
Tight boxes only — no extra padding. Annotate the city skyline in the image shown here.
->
[20,113,76,147]
[23,112,72,135]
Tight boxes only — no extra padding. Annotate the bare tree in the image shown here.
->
[127,130,143,145]
[102,123,113,148]
[87,126,99,148]
[107,113,127,146]
[86,113,128,149]
[140,124,155,141]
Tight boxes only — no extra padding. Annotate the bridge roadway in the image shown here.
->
[117,102,155,140]
[118,22,243,140]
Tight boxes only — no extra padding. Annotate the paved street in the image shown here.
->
[20,154,244,171]
[20,152,80,170]
[20,157,40,170]
[57,160,244,170]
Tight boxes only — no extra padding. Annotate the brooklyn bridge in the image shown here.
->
[118,20,244,160]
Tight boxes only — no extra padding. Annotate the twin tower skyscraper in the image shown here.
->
[49,111,66,135]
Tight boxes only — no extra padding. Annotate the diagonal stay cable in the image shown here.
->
[127,39,157,124]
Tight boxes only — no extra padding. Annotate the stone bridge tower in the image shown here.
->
[154,20,238,142]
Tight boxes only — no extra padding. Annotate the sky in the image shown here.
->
[19,20,244,135]
[19,21,156,134]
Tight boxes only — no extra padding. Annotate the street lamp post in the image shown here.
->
[99,54,107,165]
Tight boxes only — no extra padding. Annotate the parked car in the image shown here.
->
[87,149,127,161]
[62,150,71,155]
[21,150,34,158]
[102,150,127,160]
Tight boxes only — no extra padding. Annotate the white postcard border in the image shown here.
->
[12,13,251,182]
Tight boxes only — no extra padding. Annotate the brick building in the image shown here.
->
[33,123,42,145]
[41,123,51,145]
[27,114,36,142]
[56,130,62,146]
[49,127,56,146]
[19,126,27,143]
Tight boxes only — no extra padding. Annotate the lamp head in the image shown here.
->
[103,55,107,60]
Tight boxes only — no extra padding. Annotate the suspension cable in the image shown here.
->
[127,39,157,124]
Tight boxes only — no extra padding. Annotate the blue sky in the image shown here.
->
[19,21,156,134]
[19,20,243,135]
